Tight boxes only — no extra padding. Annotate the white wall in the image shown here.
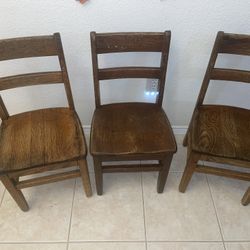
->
[0,0,249,127]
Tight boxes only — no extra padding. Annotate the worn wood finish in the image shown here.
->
[91,103,176,155]
[94,32,166,53]
[90,32,176,194]
[219,33,250,56]
[0,34,92,211]
[0,108,85,171]
[241,187,250,206]
[78,159,92,197]
[0,35,58,61]
[16,170,81,190]
[0,72,63,91]
[98,67,161,80]
[179,32,250,204]
[0,175,29,211]
[0,94,9,120]
[157,155,173,193]
[102,164,161,173]
[211,68,250,83]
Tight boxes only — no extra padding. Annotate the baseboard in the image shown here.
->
[83,125,187,136]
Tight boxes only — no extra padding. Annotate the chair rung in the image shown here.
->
[195,165,250,181]
[16,170,81,189]
[102,164,161,173]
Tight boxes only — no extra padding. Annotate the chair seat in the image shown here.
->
[0,108,86,172]
[191,105,250,161]
[90,103,176,156]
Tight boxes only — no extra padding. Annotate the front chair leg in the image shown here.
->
[78,159,92,197]
[241,187,250,206]
[157,154,173,193]
[0,175,29,212]
[93,157,103,195]
[179,151,199,193]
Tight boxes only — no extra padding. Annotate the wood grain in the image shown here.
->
[0,35,58,61]
[0,33,92,211]
[0,72,63,91]
[179,31,250,205]
[98,67,161,80]
[90,32,176,194]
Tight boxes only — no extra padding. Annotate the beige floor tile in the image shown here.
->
[225,242,250,250]
[68,242,146,250]
[143,172,222,241]
[0,243,67,250]
[170,142,187,172]
[208,176,250,241]
[147,242,224,250]
[0,180,75,242]
[70,173,145,241]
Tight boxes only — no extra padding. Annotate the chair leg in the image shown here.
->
[93,157,103,195]
[179,151,199,193]
[78,159,92,197]
[241,187,250,206]
[183,132,188,147]
[0,175,29,212]
[157,154,173,193]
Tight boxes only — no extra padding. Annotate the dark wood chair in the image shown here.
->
[90,32,177,195]
[0,33,92,211]
[179,32,250,198]
[242,187,250,206]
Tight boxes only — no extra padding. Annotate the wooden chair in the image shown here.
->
[0,33,92,211]
[241,187,250,206]
[179,32,250,197]
[90,32,177,195]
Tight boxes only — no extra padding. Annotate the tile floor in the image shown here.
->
[0,135,249,250]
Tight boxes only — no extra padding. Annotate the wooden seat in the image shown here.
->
[179,32,250,202]
[0,33,92,211]
[192,105,250,161]
[90,32,177,195]
[91,103,176,155]
[0,108,86,172]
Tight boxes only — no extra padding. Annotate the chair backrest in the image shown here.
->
[90,31,171,107]
[0,33,75,121]
[195,31,250,109]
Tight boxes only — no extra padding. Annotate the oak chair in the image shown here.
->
[241,187,250,206]
[90,31,177,195]
[179,32,250,199]
[0,33,92,211]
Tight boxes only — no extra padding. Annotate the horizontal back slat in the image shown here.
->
[0,35,58,61]
[98,67,161,80]
[0,71,63,91]
[219,33,250,56]
[95,32,166,54]
[211,68,250,83]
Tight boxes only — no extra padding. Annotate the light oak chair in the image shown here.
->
[0,33,92,211]
[179,32,250,200]
[90,31,177,195]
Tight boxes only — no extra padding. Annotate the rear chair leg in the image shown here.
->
[0,175,29,212]
[157,154,173,193]
[78,159,92,197]
[179,151,199,193]
[93,157,103,195]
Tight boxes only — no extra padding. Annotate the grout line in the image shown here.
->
[66,179,77,250]
[206,175,226,250]
[140,167,148,250]
[1,240,250,244]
